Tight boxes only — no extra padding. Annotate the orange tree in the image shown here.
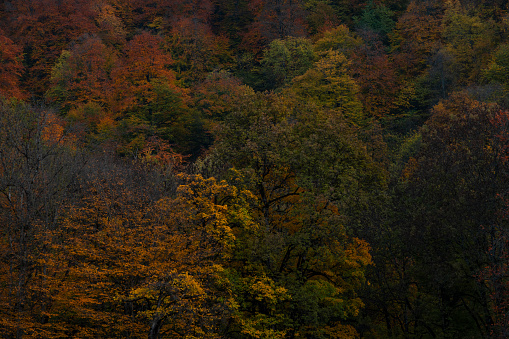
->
[25,153,256,338]
[0,99,84,338]
[1,0,96,96]
[0,29,26,99]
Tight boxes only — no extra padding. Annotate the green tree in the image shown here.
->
[483,43,509,103]
[314,25,363,57]
[392,93,509,338]
[207,90,385,337]
[442,0,498,86]
[356,0,395,44]
[260,36,316,90]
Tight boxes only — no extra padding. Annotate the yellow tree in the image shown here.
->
[32,158,254,338]
[290,50,364,125]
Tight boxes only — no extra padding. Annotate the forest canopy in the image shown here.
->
[1,0,509,338]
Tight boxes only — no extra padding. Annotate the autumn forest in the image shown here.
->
[1,0,509,338]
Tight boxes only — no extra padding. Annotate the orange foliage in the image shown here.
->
[0,165,243,337]
[352,32,400,119]
[0,30,26,99]
[111,32,186,113]
[41,112,65,145]
[3,0,96,95]
[47,35,116,112]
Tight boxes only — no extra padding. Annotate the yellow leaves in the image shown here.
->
[93,3,127,43]
[314,25,363,56]
[95,115,116,138]
[237,313,289,339]
[166,173,258,250]
[178,272,206,297]
[249,276,290,308]
[344,237,372,269]
[291,50,363,124]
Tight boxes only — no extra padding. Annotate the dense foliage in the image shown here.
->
[1,0,509,338]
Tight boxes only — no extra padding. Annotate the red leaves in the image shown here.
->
[48,35,115,110]
[2,0,96,95]
[242,0,308,54]
[0,30,25,99]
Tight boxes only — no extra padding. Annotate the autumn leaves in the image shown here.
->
[0,84,380,337]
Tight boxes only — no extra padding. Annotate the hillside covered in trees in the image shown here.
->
[1,0,509,338]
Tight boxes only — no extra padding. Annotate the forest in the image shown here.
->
[1,0,509,338]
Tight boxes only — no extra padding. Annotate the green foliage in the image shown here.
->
[356,1,395,43]
[391,93,509,338]
[442,0,498,85]
[483,43,509,103]
[484,43,509,84]
[260,36,316,90]
[46,50,73,112]
[208,90,386,337]
[123,78,186,139]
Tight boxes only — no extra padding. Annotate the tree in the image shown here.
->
[51,165,242,338]
[211,0,252,46]
[0,147,256,338]
[324,0,367,27]
[193,70,248,120]
[390,0,443,80]
[109,32,199,155]
[92,2,128,46]
[302,0,339,35]
[314,25,363,57]
[291,50,364,124]
[385,0,446,122]
[166,16,233,85]
[0,30,26,99]
[356,0,395,44]
[441,0,498,86]
[260,36,316,90]
[208,90,385,337]
[479,193,509,339]
[393,93,509,338]
[1,0,96,95]
[0,99,84,338]
[242,0,308,54]
[46,35,116,114]
[482,43,509,104]
[350,31,399,119]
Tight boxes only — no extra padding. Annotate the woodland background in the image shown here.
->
[1,0,509,338]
